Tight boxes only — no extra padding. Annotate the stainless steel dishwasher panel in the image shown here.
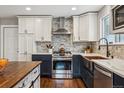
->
[94,64,113,88]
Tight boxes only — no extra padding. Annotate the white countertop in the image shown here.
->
[32,53,52,55]
[92,58,124,78]
[72,52,107,57]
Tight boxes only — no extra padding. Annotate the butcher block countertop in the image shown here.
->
[0,61,41,88]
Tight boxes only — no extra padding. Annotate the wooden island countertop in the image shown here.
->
[0,61,41,88]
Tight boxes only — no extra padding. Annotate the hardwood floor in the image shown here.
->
[40,77,86,88]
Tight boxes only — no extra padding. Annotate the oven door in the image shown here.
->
[52,58,72,78]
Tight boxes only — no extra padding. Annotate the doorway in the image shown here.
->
[1,25,18,61]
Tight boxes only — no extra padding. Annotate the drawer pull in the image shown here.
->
[34,70,37,74]
[19,83,25,88]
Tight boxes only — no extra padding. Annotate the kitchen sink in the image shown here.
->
[84,56,108,60]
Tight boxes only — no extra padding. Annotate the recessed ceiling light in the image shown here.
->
[72,7,77,11]
[25,7,31,11]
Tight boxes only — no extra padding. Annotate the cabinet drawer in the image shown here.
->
[31,65,40,81]
[14,72,32,88]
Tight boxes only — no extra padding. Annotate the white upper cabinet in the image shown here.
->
[72,13,98,42]
[79,13,98,41]
[43,17,52,41]
[18,16,52,41]
[18,17,34,34]
[79,14,89,41]
[34,18,44,41]
[34,17,52,41]
[73,16,80,42]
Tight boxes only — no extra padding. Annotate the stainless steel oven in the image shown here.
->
[52,56,73,78]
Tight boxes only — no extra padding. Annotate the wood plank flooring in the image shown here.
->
[41,77,86,88]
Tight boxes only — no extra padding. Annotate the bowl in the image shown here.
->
[0,58,8,73]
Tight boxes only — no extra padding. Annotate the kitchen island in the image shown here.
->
[0,61,41,88]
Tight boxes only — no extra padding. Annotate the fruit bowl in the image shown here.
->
[0,58,8,73]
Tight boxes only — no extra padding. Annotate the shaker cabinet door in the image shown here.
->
[42,17,52,42]
[18,34,34,61]
[18,34,26,61]
[73,16,80,42]
[25,18,34,33]
[18,18,26,33]
[18,18,34,33]
[34,17,52,41]
[33,76,40,88]
[79,14,89,41]
[34,18,43,41]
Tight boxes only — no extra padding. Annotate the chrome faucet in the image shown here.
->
[98,38,110,57]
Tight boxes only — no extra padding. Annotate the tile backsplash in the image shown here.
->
[35,17,91,53]
[93,43,124,59]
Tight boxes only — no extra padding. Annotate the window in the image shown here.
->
[101,15,124,44]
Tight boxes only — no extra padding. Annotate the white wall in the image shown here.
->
[0,18,18,25]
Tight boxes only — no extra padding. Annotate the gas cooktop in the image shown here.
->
[52,51,72,58]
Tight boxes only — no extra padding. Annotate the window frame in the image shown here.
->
[100,15,124,45]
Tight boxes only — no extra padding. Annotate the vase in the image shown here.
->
[48,49,52,53]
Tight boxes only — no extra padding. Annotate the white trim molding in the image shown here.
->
[0,25,18,58]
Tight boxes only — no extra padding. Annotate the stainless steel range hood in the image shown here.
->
[52,17,71,35]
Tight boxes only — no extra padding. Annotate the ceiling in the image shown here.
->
[0,5,104,18]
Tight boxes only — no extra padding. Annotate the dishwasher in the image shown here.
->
[94,64,113,88]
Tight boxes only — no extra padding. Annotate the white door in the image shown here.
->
[3,27,18,61]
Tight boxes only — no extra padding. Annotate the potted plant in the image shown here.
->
[46,44,53,53]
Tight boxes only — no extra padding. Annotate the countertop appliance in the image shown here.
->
[94,63,113,88]
[52,51,72,78]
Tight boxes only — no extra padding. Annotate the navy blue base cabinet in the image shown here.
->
[73,55,93,87]
[32,54,52,77]
[73,55,81,78]
[80,57,93,88]
[113,73,124,88]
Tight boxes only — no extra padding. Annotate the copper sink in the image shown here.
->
[84,56,108,60]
